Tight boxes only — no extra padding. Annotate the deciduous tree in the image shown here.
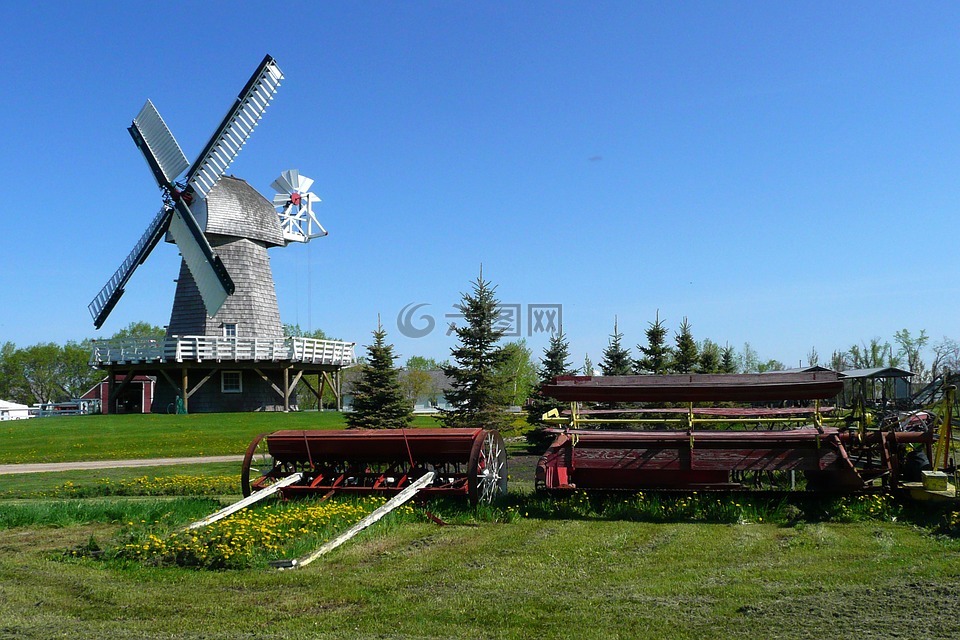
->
[494,339,538,407]
[930,337,960,379]
[109,321,165,340]
[402,356,442,408]
[894,328,929,380]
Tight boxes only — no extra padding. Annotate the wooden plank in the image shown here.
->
[254,368,284,399]
[543,372,843,402]
[186,369,217,399]
[185,473,303,530]
[271,471,435,570]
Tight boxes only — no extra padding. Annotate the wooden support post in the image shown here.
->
[317,371,331,409]
[109,370,136,414]
[284,367,290,412]
[106,368,116,415]
[285,369,303,413]
[187,369,217,399]
[335,369,342,411]
[181,368,189,414]
[302,374,323,408]
[254,368,285,400]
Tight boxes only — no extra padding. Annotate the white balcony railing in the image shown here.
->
[90,336,356,367]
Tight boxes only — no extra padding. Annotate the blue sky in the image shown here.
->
[1,1,958,369]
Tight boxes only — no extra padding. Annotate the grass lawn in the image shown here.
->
[1,514,958,639]
[0,412,441,464]
[1,413,959,638]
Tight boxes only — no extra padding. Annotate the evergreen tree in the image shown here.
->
[346,320,412,429]
[720,343,738,373]
[697,339,721,373]
[635,310,670,374]
[583,353,594,376]
[440,270,508,429]
[670,317,699,373]
[600,317,633,376]
[526,330,574,427]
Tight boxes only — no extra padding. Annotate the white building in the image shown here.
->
[0,400,32,420]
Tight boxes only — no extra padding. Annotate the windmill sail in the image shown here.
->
[169,200,235,316]
[89,54,280,329]
[88,207,173,328]
[187,55,284,198]
[131,100,189,186]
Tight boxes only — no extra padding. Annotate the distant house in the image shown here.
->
[0,399,31,420]
[342,368,454,413]
[81,375,156,414]
[839,366,915,407]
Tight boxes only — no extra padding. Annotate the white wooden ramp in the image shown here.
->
[185,473,303,530]
[271,471,435,570]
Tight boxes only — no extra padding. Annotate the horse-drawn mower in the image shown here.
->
[536,371,956,496]
[241,427,507,505]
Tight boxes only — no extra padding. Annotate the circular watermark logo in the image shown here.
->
[397,303,436,338]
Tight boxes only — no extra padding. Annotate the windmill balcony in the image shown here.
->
[89,336,356,367]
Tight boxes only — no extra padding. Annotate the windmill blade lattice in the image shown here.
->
[187,56,284,199]
[272,169,328,244]
[88,206,173,329]
[132,101,189,185]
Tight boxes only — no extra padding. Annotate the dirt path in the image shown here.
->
[0,455,244,475]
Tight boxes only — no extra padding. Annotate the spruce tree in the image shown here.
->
[525,330,574,427]
[635,310,671,374]
[720,343,738,373]
[346,319,413,429]
[600,317,633,376]
[440,270,508,430]
[670,317,699,373]
[697,339,721,373]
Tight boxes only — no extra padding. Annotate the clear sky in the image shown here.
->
[1,1,958,369]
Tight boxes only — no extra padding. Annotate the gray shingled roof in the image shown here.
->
[204,176,284,246]
[840,367,914,379]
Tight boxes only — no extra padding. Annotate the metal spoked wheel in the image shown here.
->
[241,433,281,497]
[468,430,508,505]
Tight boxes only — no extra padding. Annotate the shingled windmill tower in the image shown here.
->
[166,176,286,338]
[88,56,354,414]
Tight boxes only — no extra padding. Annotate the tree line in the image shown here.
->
[3,276,955,419]
[346,271,958,431]
[0,322,165,406]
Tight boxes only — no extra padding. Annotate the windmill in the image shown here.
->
[272,169,328,244]
[87,54,354,415]
[88,55,284,329]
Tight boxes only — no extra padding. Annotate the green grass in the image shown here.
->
[0,462,241,498]
[0,497,220,530]
[1,415,959,637]
[1,515,959,639]
[0,412,441,464]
